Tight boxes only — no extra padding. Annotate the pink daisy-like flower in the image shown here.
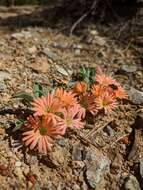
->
[115,85,128,99]
[91,84,104,97]
[57,105,84,130]
[80,94,98,115]
[73,81,88,94]
[95,91,118,114]
[23,129,54,154]
[32,94,61,124]
[55,88,77,108]
[23,116,64,154]
[96,73,117,87]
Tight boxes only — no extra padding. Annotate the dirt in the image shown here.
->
[0,5,142,190]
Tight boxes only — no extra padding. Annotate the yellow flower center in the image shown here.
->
[66,118,72,126]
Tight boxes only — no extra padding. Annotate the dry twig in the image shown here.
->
[70,0,99,36]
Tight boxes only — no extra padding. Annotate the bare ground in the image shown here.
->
[0,5,142,190]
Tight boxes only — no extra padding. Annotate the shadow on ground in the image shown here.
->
[0,2,142,45]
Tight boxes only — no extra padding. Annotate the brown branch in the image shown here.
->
[70,0,99,36]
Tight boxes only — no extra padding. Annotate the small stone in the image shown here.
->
[104,125,114,137]
[0,83,6,92]
[139,158,143,178]
[81,182,88,190]
[129,87,143,104]
[42,48,59,61]
[72,161,85,169]
[125,126,133,133]
[136,71,142,79]
[72,184,80,190]
[28,46,37,54]
[94,36,106,46]
[90,30,98,35]
[7,152,13,158]
[55,65,70,77]
[27,181,34,189]
[57,138,66,147]
[15,161,22,167]
[28,57,49,74]
[75,49,81,55]
[121,64,137,73]
[22,165,29,174]
[42,145,69,168]
[124,175,141,190]
[72,144,83,161]
[0,71,11,81]
[111,153,123,170]
[11,31,32,40]
[13,167,24,180]
[85,148,110,189]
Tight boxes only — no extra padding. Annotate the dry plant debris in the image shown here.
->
[0,6,142,190]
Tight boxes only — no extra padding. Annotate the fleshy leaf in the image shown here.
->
[13,92,34,104]
[33,83,43,98]
[13,119,26,132]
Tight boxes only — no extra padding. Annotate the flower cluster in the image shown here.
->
[22,67,127,154]
[23,88,84,154]
[74,67,128,115]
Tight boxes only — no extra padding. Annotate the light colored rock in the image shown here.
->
[15,161,22,167]
[75,49,81,55]
[42,145,69,168]
[72,144,83,161]
[121,65,137,73]
[55,65,72,76]
[0,71,11,81]
[28,57,49,74]
[72,184,80,190]
[42,48,59,61]
[11,31,32,40]
[85,148,110,189]
[140,158,143,178]
[124,175,141,190]
[0,83,6,92]
[28,46,37,54]
[104,125,114,137]
[13,167,24,180]
[129,88,143,105]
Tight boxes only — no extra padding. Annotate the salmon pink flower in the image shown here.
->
[96,73,117,87]
[73,81,88,94]
[95,67,117,87]
[57,105,84,130]
[32,94,61,124]
[55,88,77,108]
[23,116,65,154]
[115,85,128,99]
[23,129,54,154]
[95,91,118,114]
[91,84,115,99]
[79,94,98,115]
[91,84,104,97]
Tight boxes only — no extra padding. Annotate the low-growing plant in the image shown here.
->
[14,67,128,154]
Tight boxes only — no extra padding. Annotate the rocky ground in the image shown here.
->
[0,5,142,190]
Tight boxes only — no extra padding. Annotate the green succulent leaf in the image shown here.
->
[33,82,43,98]
[13,119,27,132]
[79,66,96,84]
[13,92,34,105]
